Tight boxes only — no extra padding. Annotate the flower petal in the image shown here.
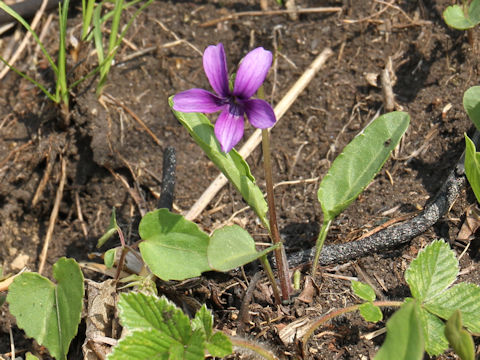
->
[173,89,224,113]
[203,43,230,97]
[214,110,244,152]
[233,47,272,99]
[243,99,276,129]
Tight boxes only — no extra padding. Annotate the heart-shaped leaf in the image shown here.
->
[207,225,278,272]
[139,209,210,281]
[7,258,84,360]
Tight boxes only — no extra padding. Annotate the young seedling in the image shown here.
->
[312,111,410,275]
[443,0,480,47]
[107,292,232,359]
[302,240,480,359]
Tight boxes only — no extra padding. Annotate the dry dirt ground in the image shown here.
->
[1,0,480,359]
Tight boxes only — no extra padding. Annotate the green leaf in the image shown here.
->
[318,111,409,221]
[443,5,477,29]
[26,353,40,360]
[97,207,119,248]
[109,329,205,360]
[207,225,279,272]
[464,134,480,203]
[445,310,475,360]
[417,305,448,356]
[170,97,268,226]
[206,332,233,357]
[374,301,424,360]
[139,209,210,280]
[359,302,382,322]
[464,86,480,131]
[443,0,480,30]
[351,280,376,302]
[110,292,206,360]
[7,258,84,360]
[192,305,232,357]
[104,248,117,268]
[192,305,213,339]
[424,283,480,333]
[404,239,458,302]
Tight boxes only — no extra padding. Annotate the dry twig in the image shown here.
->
[0,0,49,79]
[200,7,342,27]
[38,156,67,275]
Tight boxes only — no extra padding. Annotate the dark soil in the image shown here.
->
[1,0,480,359]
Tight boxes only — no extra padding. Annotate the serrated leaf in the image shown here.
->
[192,305,213,339]
[170,97,268,226]
[207,225,279,272]
[359,302,382,322]
[118,293,191,334]
[318,112,409,221]
[417,305,448,356]
[139,209,210,280]
[97,207,118,248]
[111,293,208,360]
[424,283,480,333]
[206,332,233,357]
[405,240,458,302]
[192,305,232,357]
[374,301,424,360]
[445,310,475,360]
[351,280,376,302]
[108,329,205,360]
[7,258,84,360]
[443,5,478,29]
[464,86,480,131]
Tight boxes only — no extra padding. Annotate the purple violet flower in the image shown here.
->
[173,43,276,153]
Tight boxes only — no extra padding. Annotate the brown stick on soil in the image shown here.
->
[200,7,342,28]
[185,47,334,221]
[38,156,67,275]
[0,0,49,79]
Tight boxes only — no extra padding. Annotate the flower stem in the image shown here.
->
[261,128,291,302]
[311,219,332,276]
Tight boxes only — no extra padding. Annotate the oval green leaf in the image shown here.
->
[463,86,480,131]
[139,209,210,280]
[7,258,84,360]
[351,280,376,302]
[374,301,424,360]
[169,97,268,226]
[445,310,475,360]
[318,111,409,221]
[464,134,480,203]
[207,225,279,272]
[359,302,383,323]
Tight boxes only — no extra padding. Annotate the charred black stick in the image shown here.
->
[157,146,176,211]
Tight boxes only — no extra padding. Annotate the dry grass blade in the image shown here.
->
[38,156,67,275]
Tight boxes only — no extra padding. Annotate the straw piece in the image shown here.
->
[185,47,333,221]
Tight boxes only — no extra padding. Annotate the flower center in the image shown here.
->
[228,97,244,117]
